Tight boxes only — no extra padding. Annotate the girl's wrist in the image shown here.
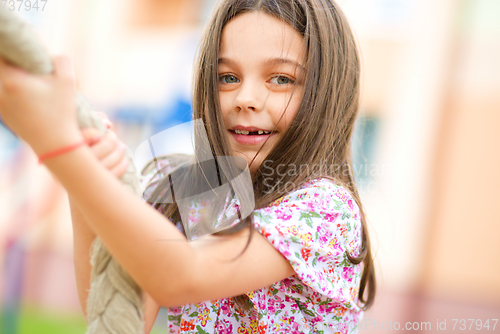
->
[38,139,90,164]
[32,126,85,158]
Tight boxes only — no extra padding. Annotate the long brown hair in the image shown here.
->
[145,0,375,311]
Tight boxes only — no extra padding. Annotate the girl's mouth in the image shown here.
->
[232,129,272,135]
[229,129,276,145]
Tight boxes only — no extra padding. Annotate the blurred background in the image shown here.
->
[0,0,498,333]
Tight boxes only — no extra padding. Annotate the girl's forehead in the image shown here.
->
[219,11,305,63]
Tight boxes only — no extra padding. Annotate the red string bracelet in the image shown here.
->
[38,139,90,164]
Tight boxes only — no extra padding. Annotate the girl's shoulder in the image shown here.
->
[266,177,361,217]
[255,177,362,255]
[251,177,365,315]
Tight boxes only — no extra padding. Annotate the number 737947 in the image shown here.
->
[452,319,498,331]
[1,0,48,12]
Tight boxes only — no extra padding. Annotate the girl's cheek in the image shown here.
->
[282,96,302,127]
[219,96,235,122]
[219,92,233,109]
[275,107,296,131]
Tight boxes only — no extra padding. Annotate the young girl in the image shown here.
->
[0,0,375,333]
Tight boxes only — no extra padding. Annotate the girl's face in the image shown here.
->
[218,11,306,173]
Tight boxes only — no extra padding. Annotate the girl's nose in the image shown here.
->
[234,81,263,112]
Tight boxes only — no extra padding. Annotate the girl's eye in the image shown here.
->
[270,76,295,85]
[219,75,239,84]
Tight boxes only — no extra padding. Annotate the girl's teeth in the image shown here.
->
[233,129,272,135]
[235,130,250,135]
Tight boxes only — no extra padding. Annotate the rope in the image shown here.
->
[0,9,145,334]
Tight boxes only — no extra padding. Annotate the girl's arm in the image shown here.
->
[0,56,295,308]
[70,128,161,333]
[69,198,95,321]
[62,148,294,306]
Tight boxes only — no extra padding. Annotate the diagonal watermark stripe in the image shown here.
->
[134,119,255,241]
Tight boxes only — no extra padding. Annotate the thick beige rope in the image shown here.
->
[0,10,145,334]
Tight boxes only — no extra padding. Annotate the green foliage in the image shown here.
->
[1,306,166,334]
[7,307,87,334]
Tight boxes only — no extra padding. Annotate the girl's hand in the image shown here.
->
[82,113,129,178]
[0,55,81,155]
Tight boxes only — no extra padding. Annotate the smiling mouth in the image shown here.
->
[230,129,275,135]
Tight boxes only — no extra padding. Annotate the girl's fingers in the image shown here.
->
[91,136,118,160]
[80,127,127,177]
[110,159,129,178]
[81,126,116,143]
[81,128,117,159]
[0,54,80,152]
[100,143,127,170]
[81,128,102,144]
[93,111,113,130]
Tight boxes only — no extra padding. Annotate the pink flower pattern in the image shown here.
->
[143,169,364,333]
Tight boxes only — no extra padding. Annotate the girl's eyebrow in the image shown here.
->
[217,57,305,72]
[265,58,305,72]
[217,57,235,66]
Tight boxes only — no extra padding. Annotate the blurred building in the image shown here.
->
[344,0,500,332]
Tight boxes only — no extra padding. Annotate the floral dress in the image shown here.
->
[141,161,364,334]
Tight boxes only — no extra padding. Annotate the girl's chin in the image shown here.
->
[231,152,262,174]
